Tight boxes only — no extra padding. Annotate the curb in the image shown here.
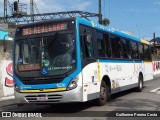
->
[0,95,15,101]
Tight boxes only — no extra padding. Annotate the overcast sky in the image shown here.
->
[0,0,160,40]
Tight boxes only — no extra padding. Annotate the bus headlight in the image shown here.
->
[14,83,19,92]
[67,76,79,90]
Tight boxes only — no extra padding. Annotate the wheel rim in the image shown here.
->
[100,87,107,101]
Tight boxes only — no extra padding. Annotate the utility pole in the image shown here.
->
[153,32,156,55]
[98,0,102,24]
[30,0,34,22]
[4,0,7,22]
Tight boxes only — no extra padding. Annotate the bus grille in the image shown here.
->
[25,94,62,103]
[21,77,63,85]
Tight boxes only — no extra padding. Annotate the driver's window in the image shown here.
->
[84,34,93,58]
[80,25,94,60]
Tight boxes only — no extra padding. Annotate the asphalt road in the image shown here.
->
[0,77,160,120]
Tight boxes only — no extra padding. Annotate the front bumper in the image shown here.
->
[14,86,83,104]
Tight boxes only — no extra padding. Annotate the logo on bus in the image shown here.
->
[56,83,66,88]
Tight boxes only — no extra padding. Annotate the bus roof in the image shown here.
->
[76,17,150,45]
[141,39,150,45]
[17,17,75,28]
[16,17,150,45]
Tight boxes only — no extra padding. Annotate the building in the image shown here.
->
[0,22,18,61]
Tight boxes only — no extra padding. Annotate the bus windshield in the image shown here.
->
[14,33,76,77]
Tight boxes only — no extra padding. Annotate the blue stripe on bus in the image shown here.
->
[13,75,72,90]
[99,59,142,63]
[14,63,81,90]
[76,17,141,42]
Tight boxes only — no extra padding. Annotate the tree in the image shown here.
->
[102,18,110,26]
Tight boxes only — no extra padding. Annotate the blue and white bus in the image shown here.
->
[13,17,153,106]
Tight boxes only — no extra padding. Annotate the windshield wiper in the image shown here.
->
[47,32,59,48]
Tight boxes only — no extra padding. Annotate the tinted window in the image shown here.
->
[121,39,131,59]
[96,32,106,57]
[80,35,85,60]
[80,25,95,60]
[131,41,139,59]
[110,37,122,58]
[104,34,111,57]
[138,43,144,59]
[144,45,151,61]
[84,34,94,58]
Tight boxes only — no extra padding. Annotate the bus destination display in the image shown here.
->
[22,23,67,35]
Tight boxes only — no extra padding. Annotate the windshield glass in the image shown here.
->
[15,33,76,77]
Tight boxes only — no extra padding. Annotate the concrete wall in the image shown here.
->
[152,61,160,76]
[0,62,4,97]
[0,41,13,98]
[0,60,13,97]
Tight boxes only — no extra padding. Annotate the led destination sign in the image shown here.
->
[22,23,67,35]
[18,64,41,72]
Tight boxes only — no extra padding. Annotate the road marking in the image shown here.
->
[150,87,160,94]
[150,87,160,92]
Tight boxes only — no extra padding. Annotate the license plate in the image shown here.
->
[37,96,48,101]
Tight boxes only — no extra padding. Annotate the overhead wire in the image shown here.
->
[7,0,13,15]
[103,0,106,19]
[108,0,111,19]
[113,0,150,30]
[111,0,151,39]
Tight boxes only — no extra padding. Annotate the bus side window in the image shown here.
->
[80,25,95,59]
[148,46,152,61]
[126,40,132,59]
[138,43,144,60]
[117,38,123,58]
[96,32,106,58]
[84,34,94,58]
[121,39,131,59]
[131,41,139,59]
[144,45,151,61]
[80,35,85,60]
[104,34,111,57]
[110,36,122,58]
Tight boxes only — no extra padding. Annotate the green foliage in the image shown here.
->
[102,18,110,26]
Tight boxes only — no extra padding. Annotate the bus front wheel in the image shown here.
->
[96,81,109,106]
[17,104,24,106]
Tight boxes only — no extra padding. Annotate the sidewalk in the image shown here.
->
[154,74,160,79]
[0,95,16,108]
[0,95,15,101]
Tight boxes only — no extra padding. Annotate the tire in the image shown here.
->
[17,104,24,106]
[136,75,143,92]
[96,81,110,106]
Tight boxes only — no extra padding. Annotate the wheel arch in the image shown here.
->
[101,75,111,93]
[139,72,143,81]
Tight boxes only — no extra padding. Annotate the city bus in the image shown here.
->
[12,17,153,106]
